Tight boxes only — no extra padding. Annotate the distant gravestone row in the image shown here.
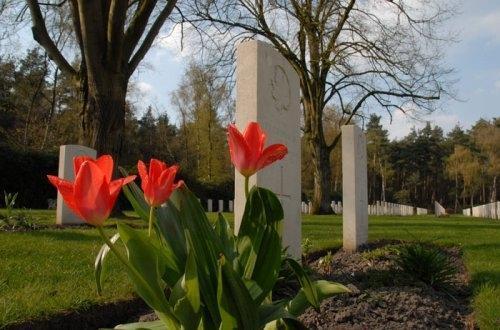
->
[302,201,428,216]
[463,201,499,220]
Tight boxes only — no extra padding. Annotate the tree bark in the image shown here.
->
[309,135,332,214]
[80,72,127,159]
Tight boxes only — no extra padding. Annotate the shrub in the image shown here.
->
[0,145,58,209]
[396,243,456,289]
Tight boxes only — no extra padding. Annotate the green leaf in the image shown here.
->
[287,280,351,316]
[258,302,296,327]
[236,187,283,304]
[169,233,202,329]
[217,257,258,330]
[172,185,224,324]
[116,223,174,318]
[156,198,187,262]
[113,320,166,330]
[119,167,149,222]
[95,233,120,295]
[285,258,319,309]
[214,213,236,261]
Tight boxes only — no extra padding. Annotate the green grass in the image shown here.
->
[0,212,499,328]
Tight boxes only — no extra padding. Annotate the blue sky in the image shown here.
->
[8,1,500,140]
[129,0,500,139]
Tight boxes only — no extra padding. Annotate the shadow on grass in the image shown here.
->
[29,230,99,242]
[471,271,500,288]
[368,222,500,231]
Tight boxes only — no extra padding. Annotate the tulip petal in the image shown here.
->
[137,160,148,181]
[228,124,252,174]
[137,160,149,192]
[243,122,266,160]
[74,156,93,178]
[149,159,167,183]
[108,175,136,207]
[47,175,82,218]
[73,161,112,226]
[158,165,179,187]
[256,144,288,171]
[95,155,114,183]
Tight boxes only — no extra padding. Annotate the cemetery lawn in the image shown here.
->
[0,212,499,329]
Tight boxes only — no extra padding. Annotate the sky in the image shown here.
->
[7,0,500,140]
[127,0,500,140]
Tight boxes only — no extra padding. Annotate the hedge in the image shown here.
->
[0,145,234,210]
[0,145,59,209]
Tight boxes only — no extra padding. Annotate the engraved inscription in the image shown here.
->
[270,65,291,112]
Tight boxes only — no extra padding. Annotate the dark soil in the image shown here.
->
[298,240,474,329]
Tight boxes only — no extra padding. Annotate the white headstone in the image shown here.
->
[228,200,234,213]
[234,40,301,259]
[342,125,368,251]
[56,145,97,225]
[434,201,446,216]
[207,199,213,212]
[218,199,224,212]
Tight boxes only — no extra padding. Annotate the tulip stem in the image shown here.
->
[244,176,249,199]
[148,206,154,237]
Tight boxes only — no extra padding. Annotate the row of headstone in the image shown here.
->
[331,201,343,214]
[463,201,499,220]
[367,202,419,216]
[203,199,234,213]
[434,201,447,216]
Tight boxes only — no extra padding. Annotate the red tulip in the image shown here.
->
[228,122,288,177]
[47,155,136,226]
[137,159,181,207]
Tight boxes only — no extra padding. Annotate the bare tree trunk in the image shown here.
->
[24,58,48,147]
[41,68,59,150]
[309,137,332,214]
[80,73,127,159]
[380,160,386,202]
[470,193,474,216]
[454,173,458,213]
[207,107,213,181]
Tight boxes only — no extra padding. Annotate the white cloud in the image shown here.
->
[136,81,154,94]
[381,110,461,140]
[494,81,500,90]
[457,8,500,44]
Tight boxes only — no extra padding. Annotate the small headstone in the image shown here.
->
[342,125,368,251]
[434,201,446,216]
[228,200,234,213]
[207,199,213,212]
[218,199,224,212]
[234,40,301,258]
[56,145,97,225]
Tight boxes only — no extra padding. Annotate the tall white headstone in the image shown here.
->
[56,145,97,225]
[218,199,224,212]
[207,199,213,212]
[342,125,368,251]
[234,40,301,259]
